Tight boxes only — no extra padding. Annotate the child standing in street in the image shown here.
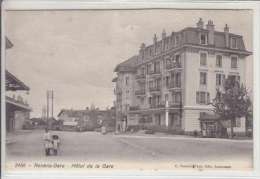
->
[52,135,60,156]
[43,128,52,156]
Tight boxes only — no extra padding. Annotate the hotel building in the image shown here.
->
[112,19,252,135]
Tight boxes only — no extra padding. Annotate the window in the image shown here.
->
[200,72,207,85]
[200,52,207,66]
[231,56,238,69]
[147,63,153,73]
[231,37,237,49]
[165,94,169,101]
[175,35,180,46]
[228,75,240,84]
[200,34,207,45]
[125,76,129,86]
[174,54,181,68]
[172,92,181,104]
[149,81,153,89]
[216,74,225,86]
[148,97,152,105]
[235,118,241,127]
[196,92,210,104]
[216,55,222,67]
[166,76,170,87]
[154,61,160,73]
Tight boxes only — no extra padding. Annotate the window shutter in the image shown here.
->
[207,92,210,104]
[196,92,199,104]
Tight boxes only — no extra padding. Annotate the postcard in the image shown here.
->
[1,1,260,178]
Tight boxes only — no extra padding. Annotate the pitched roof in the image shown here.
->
[6,70,30,91]
[6,37,13,49]
[114,55,138,72]
[57,109,88,117]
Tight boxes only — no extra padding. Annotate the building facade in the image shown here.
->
[57,108,116,131]
[5,38,31,132]
[113,18,252,135]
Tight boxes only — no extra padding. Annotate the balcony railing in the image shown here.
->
[149,86,161,92]
[166,63,182,70]
[148,70,161,75]
[136,74,146,80]
[129,106,140,111]
[135,89,146,96]
[167,82,181,89]
[150,103,165,108]
[6,96,30,110]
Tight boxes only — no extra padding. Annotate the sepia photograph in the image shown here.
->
[1,2,259,177]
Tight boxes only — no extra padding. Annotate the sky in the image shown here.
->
[5,9,253,118]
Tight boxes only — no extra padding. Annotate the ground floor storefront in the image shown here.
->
[116,107,250,138]
[6,97,31,133]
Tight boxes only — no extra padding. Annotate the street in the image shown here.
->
[6,130,253,168]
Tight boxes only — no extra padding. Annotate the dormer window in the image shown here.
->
[231,37,238,49]
[200,33,207,45]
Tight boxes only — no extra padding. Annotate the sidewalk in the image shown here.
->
[114,131,253,143]
[6,129,33,144]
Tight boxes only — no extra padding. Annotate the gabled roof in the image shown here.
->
[57,109,88,117]
[6,37,13,49]
[114,55,138,72]
[6,70,30,91]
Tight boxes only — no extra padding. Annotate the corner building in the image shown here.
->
[113,18,251,134]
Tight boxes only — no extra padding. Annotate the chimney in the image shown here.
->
[153,33,157,44]
[224,24,229,48]
[206,20,215,45]
[139,43,146,60]
[162,29,166,39]
[162,29,166,51]
[153,34,157,55]
[197,18,204,29]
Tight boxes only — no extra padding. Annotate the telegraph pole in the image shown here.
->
[51,90,54,119]
[47,91,49,122]
[46,90,54,125]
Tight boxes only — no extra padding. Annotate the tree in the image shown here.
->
[211,77,251,138]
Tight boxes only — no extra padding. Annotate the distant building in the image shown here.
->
[113,18,252,136]
[5,38,31,132]
[57,108,115,131]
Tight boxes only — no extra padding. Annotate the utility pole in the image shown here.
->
[46,90,54,127]
[47,91,49,122]
[51,90,54,119]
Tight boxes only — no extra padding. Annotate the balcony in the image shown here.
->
[150,103,165,109]
[136,74,146,80]
[149,86,161,92]
[6,96,30,110]
[166,63,182,70]
[167,82,181,90]
[135,89,146,96]
[148,70,161,76]
[129,106,140,111]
